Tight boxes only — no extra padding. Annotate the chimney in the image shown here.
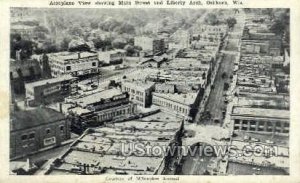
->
[78,52,81,59]
[83,164,87,174]
[59,102,63,113]
[16,50,21,61]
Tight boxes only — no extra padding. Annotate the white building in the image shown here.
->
[152,92,198,118]
[47,51,99,77]
[98,49,126,65]
[122,80,155,108]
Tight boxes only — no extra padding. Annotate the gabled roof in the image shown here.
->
[10,108,65,132]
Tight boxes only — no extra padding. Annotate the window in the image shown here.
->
[66,66,71,71]
[276,122,282,127]
[234,119,240,124]
[60,125,64,133]
[29,132,35,139]
[21,134,27,141]
[46,128,51,134]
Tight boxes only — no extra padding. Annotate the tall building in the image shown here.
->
[98,49,126,65]
[134,36,165,56]
[122,80,155,108]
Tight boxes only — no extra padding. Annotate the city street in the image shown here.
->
[204,53,235,125]
[180,10,246,175]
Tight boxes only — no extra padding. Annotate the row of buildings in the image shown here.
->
[230,13,290,136]
[10,13,229,173]
[45,119,183,175]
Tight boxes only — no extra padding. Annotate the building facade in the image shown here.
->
[122,81,155,108]
[98,49,126,65]
[134,36,165,55]
[47,51,99,77]
[66,89,137,125]
[25,75,77,106]
[231,107,289,134]
[152,92,198,119]
[10,108,71,159]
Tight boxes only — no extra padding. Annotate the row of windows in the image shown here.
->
[123,86,144,97]
[135,96,144,102]
[65,62,97,71]
[234,125,289,133]
[234,119,289,128]
[98,107,135,121]
[153,98,189,115]
[21,126,65,141]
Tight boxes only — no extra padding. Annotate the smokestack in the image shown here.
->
[78,52,81,59]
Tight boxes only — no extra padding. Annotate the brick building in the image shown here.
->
[25,75,77,106]
[10,108,71,159]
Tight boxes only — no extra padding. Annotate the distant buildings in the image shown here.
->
[122,80,155,108]
[139,56,168,68]
[10,58,43,95]
[241,27,282,56]
[10,108,71,159]
[230,12,290,137]
[46,51,99,77]
[191,24,228,43]
[98,49,126,65]
[134,36,165,56]
[11,24,35,39]
[25,75,77,106]
[168,29,190,50]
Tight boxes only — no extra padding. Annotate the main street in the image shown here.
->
[181,10,246,175]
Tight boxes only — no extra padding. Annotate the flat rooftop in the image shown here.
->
[98,49,126,55]
[161,58,210,70]
[25,75,75,88]
[72,88,123,107]
[122,80,155,91]
[153,92,197,105]
[48,51,97,61]
[47,120,182,175]
[232,107,290,120]
[237,96,289,109]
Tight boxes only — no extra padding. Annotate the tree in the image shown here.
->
[226,17,237,29]
[270,10,289,35]
[204,13,219,25]
[124,44,135,56]
[90,21,99,29]
[68,26,83,36]
[69,43,90,52]
[112,39,127,49]
[223,82,229,91]
[202,72,206,80]
[269,20,286,35]
[60,37,72,51]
